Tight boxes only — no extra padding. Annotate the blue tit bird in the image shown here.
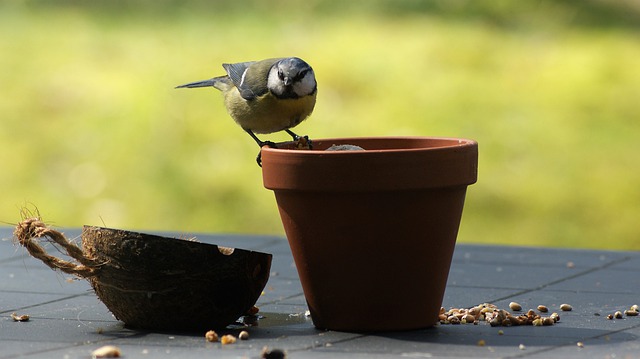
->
[176,57,317,165]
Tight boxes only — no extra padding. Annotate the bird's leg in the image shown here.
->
[285,129,313,150]
[245,129,277,167]
[245,129,277,148]
[284,129,301,141]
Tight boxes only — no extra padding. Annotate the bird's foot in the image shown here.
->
[255,141,278,167]
[293,135,313,150]
[285,129,313,149]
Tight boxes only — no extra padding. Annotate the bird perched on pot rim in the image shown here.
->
[176,57,317,165]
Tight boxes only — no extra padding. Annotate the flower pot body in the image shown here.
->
[262,137,478,331]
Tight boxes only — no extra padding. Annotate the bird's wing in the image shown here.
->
[222,61,261,100]
[223,59,282,101]
[223,61,254,86]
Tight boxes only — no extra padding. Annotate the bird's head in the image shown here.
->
[267,57,316,99]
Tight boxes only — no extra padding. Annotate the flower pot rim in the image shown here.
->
[261,136,478,192]
[261,136,477,155]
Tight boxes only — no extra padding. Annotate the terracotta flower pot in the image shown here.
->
[261,136,478,332]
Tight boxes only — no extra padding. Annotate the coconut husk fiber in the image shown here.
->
[14,217,272,331]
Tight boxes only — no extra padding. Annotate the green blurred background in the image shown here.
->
[2,0,639,249]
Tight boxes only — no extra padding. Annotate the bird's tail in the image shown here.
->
[175,75,232,91]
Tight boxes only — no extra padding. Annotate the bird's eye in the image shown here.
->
[297,70,308,80]
[277,69,284,80]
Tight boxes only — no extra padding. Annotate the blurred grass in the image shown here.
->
[1,0,640,249]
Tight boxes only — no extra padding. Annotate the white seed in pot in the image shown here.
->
[325,144,366,151]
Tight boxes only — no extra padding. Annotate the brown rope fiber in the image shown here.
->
[14,217,100,278]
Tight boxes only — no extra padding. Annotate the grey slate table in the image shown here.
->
[1,227,639,358]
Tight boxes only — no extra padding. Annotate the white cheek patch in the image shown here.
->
[267,67,285,96]
[294,71,317,96]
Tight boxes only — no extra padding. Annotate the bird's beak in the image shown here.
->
[175,79,216,89]
[283,77,292,86]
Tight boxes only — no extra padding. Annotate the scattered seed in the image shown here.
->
[560,304,573,311]
[566,261,575,268]
[607,314,614,320]
[519,344,526,350]
[221,335,237,345]
[498,330,504,335]
[10,313,30,322]
[91,345,121,358]
[239,330,250,340]
[477,339,486,347]
[509,302,522,311]
[439,302,563,328]
[577,342,584,348]
[615,311,623,319]
[624,309,639,317]
[631,305,639,311]
[205,330,219,342]
[462,314,475,323]
[508,315,523,326]
[532,318,543,326]
[537,305,548,313]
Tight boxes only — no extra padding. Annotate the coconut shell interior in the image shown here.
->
[81,226,272,331]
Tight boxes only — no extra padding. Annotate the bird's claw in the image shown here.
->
[260,141,278,149]
[285,130,313,149]
[256,141,278,167]
[294,135,313,150]
[251,132,312,167]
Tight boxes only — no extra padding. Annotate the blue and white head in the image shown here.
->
[267,57,317,99]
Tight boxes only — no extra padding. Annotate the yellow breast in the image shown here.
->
[224,89,316,134]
